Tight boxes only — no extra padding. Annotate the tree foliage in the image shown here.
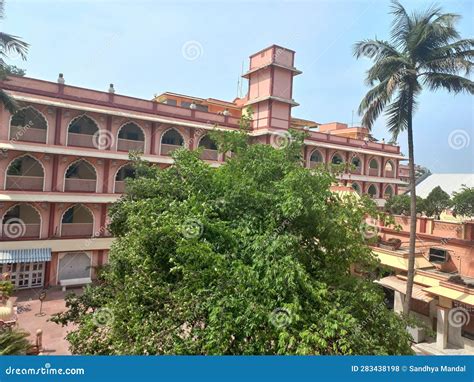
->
[0,0,29,113]
[452,186,474,218]
[384,194,424,215]
[355,0,473,314]
[53,127,413,355]
[424,186,451,219]
[0,328,32,355]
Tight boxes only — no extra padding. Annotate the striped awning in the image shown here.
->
[0,248,51,264]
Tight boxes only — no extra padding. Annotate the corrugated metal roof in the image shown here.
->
[0,248,51,264]
[375,275,434,303]
[413,173,474,198]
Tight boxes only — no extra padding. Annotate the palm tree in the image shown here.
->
[354,1,473,315]
[0,328,32,355]
[0,0,28,113]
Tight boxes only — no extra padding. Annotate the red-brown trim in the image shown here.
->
[102,159,110,193]
[150,122,156,155]
[1,81,240,129]
[51,155,59,192]
[48,203,55,237]
[54,107,62,145]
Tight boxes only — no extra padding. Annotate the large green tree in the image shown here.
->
[452,186,474,218]
[354,1,473,314]
[384,194,425,216]
[0,0,28,113]
[424,186,451,219]
[53,126,412,355]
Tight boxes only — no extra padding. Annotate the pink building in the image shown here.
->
[0,45,405,290]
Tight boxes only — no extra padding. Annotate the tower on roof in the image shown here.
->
[242,45,301,130]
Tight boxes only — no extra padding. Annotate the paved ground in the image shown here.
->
[413,340,469,355]
[10,287,82,355]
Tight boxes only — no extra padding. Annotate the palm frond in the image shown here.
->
[358,78,397,130]
[0,89,19,113]
[0,32,29,62]
[389,0,412,49]
[0,328,32,355]
[421,72,474,94]
[366,55,410,85]
[385,88,411,140]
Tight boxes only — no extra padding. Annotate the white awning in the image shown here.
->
[0,248,51,264]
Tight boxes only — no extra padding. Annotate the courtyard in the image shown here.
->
[10,287,80,355]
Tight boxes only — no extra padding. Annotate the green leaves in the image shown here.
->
[355,1,473,137]
[451,186,474,218]
[56,133,412,355]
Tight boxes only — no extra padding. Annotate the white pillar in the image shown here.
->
[393,290,404,314]
[436,306,449,350]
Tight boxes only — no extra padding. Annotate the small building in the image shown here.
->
[372,215,474,354]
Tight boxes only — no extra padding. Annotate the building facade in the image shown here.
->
[0,45,406,290]
[373,215,474,353]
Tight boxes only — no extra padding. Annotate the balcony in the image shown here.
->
[61,223,94,237]
[0,223,40,240]
[114,181,125,193]
[309,161,324,169]
[161,143,182,156]
[67,133,96,148]
[10,126,47,143]
[350,167,362,175]
[117,138,144,152]
[201,149,218,161]
[385,170,395,178]
[368,168,379,176]
[64,178,97,192]
[5,175,43,191]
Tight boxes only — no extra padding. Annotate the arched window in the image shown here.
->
[384,160,395,177]
[61,204,94,237]
[368,158,379,176]
[64,160,97,192]
[2,204,41,239]
[198,135,218,161]
[5,155,44,191]
[10,107,47,143]
[351,183,361,194]
[67,115,99,148]
[351,156,362,174]
[115,164,136,193]
[58,252,92,282]
[331,153,344,165]
[161,129,184,156]
[117,122,145,152]
[309,150,324,168]
[367,184,378,198]
[384,185,394,199]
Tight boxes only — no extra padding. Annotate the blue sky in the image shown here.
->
[2,0,473,173]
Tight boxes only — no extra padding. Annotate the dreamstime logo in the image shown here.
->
[269,308,292,329]
[181,40,203,61]
[92,307,114,327]
[360,217,379,239]
[448,129,470,150]
[448,307,470,328]
[2,218,26,239]
[361,42,380,59]
[270,132,293,149]
[92,129,115,150]
[181,218,203,239]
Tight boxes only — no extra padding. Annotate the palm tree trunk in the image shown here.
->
[403,96,416,315]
